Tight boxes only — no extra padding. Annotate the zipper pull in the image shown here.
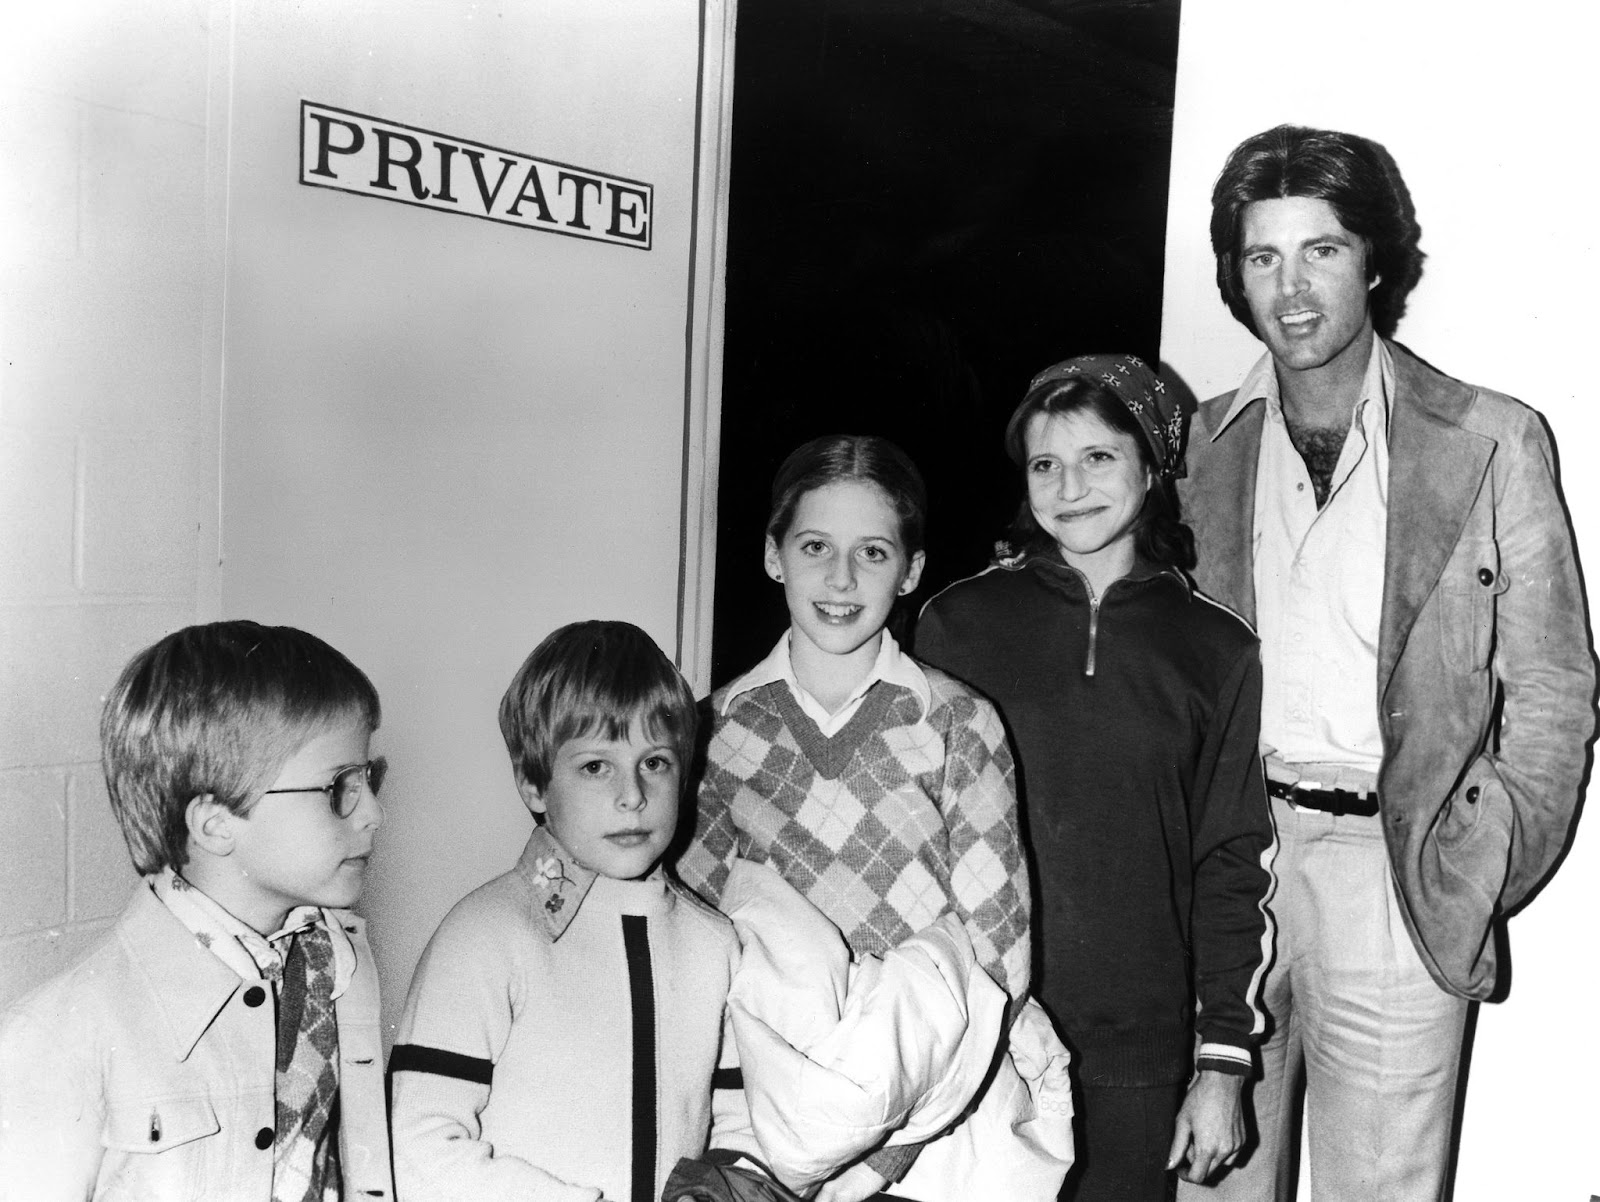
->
[149,1109,162,1143]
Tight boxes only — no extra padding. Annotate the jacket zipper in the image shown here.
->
[1071,566,1101,677]
[1048,561,1105,676]
[1085,595,1100,677]
[1031,557,1184,678]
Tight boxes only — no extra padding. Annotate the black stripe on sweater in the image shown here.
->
[711,1066,744,1090]
[387,1044,494,1086]
[622,915,656,1202]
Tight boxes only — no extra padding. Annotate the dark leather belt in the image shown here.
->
[1266,778,1379,817]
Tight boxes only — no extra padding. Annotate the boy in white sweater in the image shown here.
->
[390,621,738,1202]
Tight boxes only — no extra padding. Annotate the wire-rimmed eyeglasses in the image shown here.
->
[261,756,388,818]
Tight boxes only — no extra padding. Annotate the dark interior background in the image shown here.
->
[710,0,1182,686]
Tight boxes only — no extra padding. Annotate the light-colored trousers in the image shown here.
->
[1180,798,1469,1202]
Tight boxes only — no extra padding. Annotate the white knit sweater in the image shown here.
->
[390,827,739,1202]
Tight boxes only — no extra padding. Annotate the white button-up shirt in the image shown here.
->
[721,629,931,735]
[1213,340,1394,785]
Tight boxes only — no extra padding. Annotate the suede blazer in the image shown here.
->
[1179,338,1594,1001]
[0,885,393,1201]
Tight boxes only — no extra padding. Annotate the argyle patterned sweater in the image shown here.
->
[679,668,1031,1003]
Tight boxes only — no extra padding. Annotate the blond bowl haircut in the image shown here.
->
[100,621,381,875]
[498,620,698,804]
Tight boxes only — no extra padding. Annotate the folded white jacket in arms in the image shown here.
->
[711,859,1073,1199]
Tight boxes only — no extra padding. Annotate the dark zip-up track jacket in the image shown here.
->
[916,552,1275,1086]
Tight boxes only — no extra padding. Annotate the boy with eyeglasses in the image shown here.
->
[389,620,738,1202]
[0,620,393,1201]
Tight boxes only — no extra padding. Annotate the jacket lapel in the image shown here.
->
[1379,344,1494,692]
[1189,397,1263,626]
[120,885,245,1061]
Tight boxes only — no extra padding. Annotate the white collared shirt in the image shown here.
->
[720,629,932,736]
[1215,340,1394,784]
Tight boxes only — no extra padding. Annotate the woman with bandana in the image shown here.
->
[916,355,1276,1202]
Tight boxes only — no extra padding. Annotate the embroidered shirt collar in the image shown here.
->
[719,628,931,720]
[150,867,354,997]
[516,825,601,941]
[1211,336,1394,440]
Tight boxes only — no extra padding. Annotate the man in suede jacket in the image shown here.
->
[1177,124,1593,1201]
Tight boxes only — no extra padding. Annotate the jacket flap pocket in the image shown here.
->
[103,1095,220,1152]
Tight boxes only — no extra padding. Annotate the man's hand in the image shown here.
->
[812,1160,889,1202]
[1166,1069,1246,1185]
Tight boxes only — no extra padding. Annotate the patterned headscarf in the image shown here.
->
[1025,353,1185,480]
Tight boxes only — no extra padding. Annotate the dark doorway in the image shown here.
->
[710,0,1182,686]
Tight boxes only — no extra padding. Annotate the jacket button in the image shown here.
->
[243,986,265,1007]
[1477,567,1494,586]
[255,1127,275,1150]
[1466,786,1480,804]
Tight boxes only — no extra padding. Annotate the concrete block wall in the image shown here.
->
[0,2,214,1007]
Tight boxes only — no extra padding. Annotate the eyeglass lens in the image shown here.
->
[333,757,387,816]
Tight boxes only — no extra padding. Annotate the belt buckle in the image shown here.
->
[1285,779,1325,814]
[1280,781,1344,819]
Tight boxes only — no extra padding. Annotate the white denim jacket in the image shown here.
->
[0,884,392,1201]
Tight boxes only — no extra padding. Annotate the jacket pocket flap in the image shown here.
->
[103,1096,220,1152]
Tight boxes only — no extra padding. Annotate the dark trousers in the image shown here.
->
[1061,1081,1185,1202]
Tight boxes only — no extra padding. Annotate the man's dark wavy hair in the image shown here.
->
[1211,125,1423,339]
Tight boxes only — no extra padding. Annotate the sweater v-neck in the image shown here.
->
[768,680,905,781]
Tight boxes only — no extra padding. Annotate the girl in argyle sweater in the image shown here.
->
[676,435,1031,1202]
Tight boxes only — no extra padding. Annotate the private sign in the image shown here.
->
[299,101,653,251]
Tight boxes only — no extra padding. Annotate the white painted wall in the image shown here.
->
[0,0,734,1053]
[1160,4,1598,1197]
[213,0,730,1040]
[0,0,213,1003]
